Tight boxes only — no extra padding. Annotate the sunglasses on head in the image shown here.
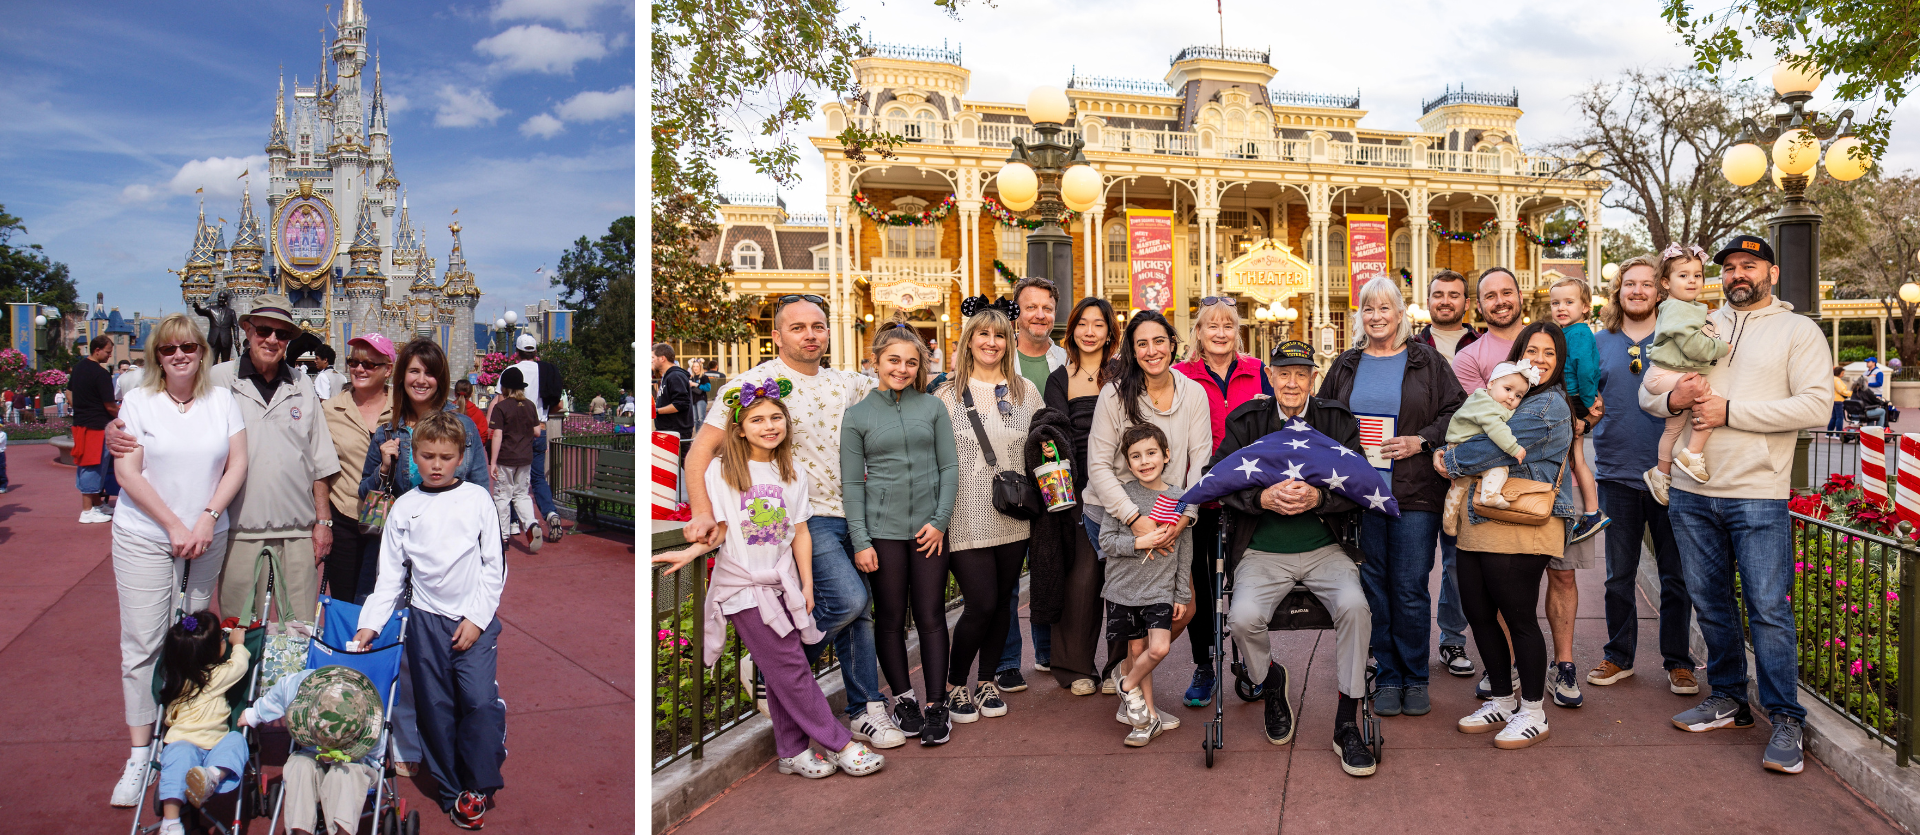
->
[253,324,299,342]
[345,358,389,370]
[155,342,200,358]
[775,294,828,312]
[1200,296,1235,307]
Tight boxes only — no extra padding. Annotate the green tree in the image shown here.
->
[0,205,81,355]
[552,216,635,391]
[1819,172,1920,363]
[1662,0,1918,159]
[541,339,624,408]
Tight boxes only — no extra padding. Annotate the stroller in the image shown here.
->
[1199,526,1383,768]
[265,592,418,835]
[130,560,272,835]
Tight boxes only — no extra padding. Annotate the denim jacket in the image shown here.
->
[358,403,491,501]
[1441,389,1575,526]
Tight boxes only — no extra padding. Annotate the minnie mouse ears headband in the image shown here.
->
[960,294,1018,320]
[723,377,795,421]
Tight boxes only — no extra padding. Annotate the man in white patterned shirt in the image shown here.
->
[683,297,903,747]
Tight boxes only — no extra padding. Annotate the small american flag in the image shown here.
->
[1149,493,1186,525]
[1185,416,1400,517]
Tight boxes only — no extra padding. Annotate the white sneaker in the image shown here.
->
[1673,448,1710,483]
[100,502,115,516]
[79,509,110,524]
[109,755,146,807]
[1118,680,1151,728]
[1070,678,1096,696]
[849,701,906,749]
[1102,663,1126,695]
[831,741,885,776]
[1114,702,1180,729]
[1643,467,1671,506]
[509,521,522,536]
[1494,701,1551,749]
[1124,712,1164,747]
[1458,696,1518,734]
[777,750,838,779]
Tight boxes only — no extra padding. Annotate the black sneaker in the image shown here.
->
[919,704,951,746]
[946,686,979,724]
[1262,663,1294,745]
[1568,510,1611,545]
[1333,723,1377,777]
[976,681,1009,717]
[994,668,1028,692]
[1439,644,1475,677]
[892,697,925,737]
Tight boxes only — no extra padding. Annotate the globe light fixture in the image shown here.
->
[996,160,1038,207]
[1772,128,1819,176]
[999,85,1097,335]
[1900,283,1920,306]
[1601,262,1620,282]
[504,309,518,325]
[1060,164,1101,213]
[1825,135,1873,181]
[35,315,47,327]
[863,312,875,323]
[1770,164,1785,191]
[1026,86,1071,125]
[495,318,507,329]
[1721,142,1769,186]
[1770,54,1823,97]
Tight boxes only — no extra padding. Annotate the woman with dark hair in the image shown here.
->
[1037,297,1118,695]
[1085,310,1212,725]
[1434,320,1575,750]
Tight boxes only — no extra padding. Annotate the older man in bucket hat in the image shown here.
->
[108,294,340,625]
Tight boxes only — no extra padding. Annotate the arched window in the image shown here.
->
[1390,227,1411,274]
[731,240,762,270]
[1328,224,1348,264]
[1104,220,1127,263]
[1474,233,1497,273]
[997,225,1026,263]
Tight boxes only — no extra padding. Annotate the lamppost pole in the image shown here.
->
[999,87,1101,338]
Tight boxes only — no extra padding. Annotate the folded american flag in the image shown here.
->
[1184,416,1400,517]
[1148,493,1187,525]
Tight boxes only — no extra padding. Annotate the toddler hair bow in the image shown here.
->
[1659,242,1710,263]
[1488,361,1542,387]
[723,377,795,420]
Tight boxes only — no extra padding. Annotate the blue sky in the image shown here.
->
[0,0,634,321]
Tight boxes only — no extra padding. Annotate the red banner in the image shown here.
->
[1347,214,1390,308]
[1128,209,1175,312]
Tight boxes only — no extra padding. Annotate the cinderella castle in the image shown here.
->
[177,0,481,376]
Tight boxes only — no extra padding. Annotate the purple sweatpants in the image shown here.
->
[729,605,853,758]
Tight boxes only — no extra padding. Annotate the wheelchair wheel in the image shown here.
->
[1202,721,1221,768]
[1230,661,1263,702]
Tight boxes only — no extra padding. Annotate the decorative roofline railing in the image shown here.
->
[858,41,963,66]
[1170,45,1270,65]
[1067,75,1179,97]
[783,213,829,227]
[720,193,786,210]
[1422,85,1520,114]
[1270,89,1362,109]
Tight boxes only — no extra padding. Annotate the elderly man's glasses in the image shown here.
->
[155,343,200,357]
[253,324,299,342]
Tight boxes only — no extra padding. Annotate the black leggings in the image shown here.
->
[947,541,1026,686]
[1456,549,1550,703]
[1187,506,1221,665]
[872,538,952,701]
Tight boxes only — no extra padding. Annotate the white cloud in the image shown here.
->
[475,24,609,75]
[554,85,633,122]
[521,113,566,138]
[385,92,412,115]
[119,183,160,203]
[434,86,507,127]
[489,0,623,28]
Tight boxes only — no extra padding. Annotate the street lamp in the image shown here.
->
[1720,55,1875,317]
[996,85,1098,336]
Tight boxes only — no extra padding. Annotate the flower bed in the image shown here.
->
[5,418,72,441]
[1791,474,1910,740]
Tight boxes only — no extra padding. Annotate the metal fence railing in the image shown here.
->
[1791,511,1918,765]
[550,428,634,518]
[1807,429,1900,487]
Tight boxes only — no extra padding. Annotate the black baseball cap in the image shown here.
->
[1269,340,1316,369]
[1713,234,1775,266]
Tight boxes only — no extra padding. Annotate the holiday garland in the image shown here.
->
[992,259,1021,284]
[1426,217,1590,248]
[1516,218,1588,248]
[983,197,1079,229]
[1428,218,1499,242]
[851,191,956,226]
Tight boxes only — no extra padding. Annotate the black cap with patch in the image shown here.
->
[1269,340,1316,369]
[1712,234,1775,265]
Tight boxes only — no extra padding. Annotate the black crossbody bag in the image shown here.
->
[961,385,1044,521]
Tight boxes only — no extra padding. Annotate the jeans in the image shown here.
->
[1599,481,1695,672]
[1359,510,1442,689]
[529,432,556,519]
[998,586,1050,672]
[797,516,881,718]
[157,732,247,804]
[1667,490,1805,720]
[1437,532,1468,647]
[0,448,8,487]
[1828,402,1846,431]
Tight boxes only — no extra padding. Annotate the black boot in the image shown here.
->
[1263,663,1294,745]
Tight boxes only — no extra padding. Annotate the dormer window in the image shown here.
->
[299,133,310,147]
[299,152,310,166]
[731,240,762,270]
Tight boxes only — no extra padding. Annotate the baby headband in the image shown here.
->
[1660,242,1710,263]
[960,294,1018,320]
[724,377,794,420]
[1489,361,1542,387]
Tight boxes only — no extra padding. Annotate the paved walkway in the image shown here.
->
[667,543,1903,834]
[0,440,634,834]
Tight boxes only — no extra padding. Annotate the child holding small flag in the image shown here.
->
[1099,423,1192,747]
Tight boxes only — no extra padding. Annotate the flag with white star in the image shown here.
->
[1185,416,1400,517]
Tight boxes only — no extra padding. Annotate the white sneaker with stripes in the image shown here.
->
[1494,700,1551,749]
[1457,695,1517,734]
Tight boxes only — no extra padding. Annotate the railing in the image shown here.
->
[1790,511,1917,764]
[1427,149,1502,174]
[1808,429,1899,485]
[1068,75,1177,97]
[1171,44,1270,64]
[782,213,829,227]
[1106,127,1200,156]
[1333,141,1415,168]
[871,257,955,283]
[1223,136,1305,162]
[852,114,954,144]
[550,427,634,517]
[859,41,962,66]
[1422,85,1520,113]
[978,122,1079,148]
[1269,89,1361,110]
[720,193,785,209]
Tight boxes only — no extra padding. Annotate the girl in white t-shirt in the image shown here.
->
[653,380,884,779]
[107,314,251,809]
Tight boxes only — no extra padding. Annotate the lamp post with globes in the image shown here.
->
[996,86,1101,337]
[1719,56,1875,318]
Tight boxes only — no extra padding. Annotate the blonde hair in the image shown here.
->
[1600,254,1666,333]
[720,396,797,493]
[140,313,212,399]
[1190,301,1245,356]
[1550,276,1594,323]
[1349,276,1413,349]
[944,308,1026,406]
[869,320,930,392]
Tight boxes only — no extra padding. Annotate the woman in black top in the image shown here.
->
[1039,297,1118,693]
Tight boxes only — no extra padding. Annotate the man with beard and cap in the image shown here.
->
[1410,268,1480,681]
[1642,235,1828,775]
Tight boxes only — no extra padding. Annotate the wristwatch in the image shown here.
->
[316,519,334,528]
[1418,438,1434,453]
[204,508,220,520]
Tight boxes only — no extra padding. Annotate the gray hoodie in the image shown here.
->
[1099,480,1193,607]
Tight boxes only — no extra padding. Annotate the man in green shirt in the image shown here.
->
[1211,340,1375,777]
[994,275,1070,691]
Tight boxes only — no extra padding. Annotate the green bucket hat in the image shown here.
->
[288,666,384,763]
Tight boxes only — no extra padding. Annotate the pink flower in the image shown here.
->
[1851,660,1864,676]
[1890,592,1901,602]
[1837,579,1848,587]
[1796,561,1805,572]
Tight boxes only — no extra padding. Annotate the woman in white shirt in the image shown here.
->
[107,313,249,808]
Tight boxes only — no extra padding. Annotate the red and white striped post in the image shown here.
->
[1897,435,1920,529]
[1863,427,1890,505]
[652,431,682,520]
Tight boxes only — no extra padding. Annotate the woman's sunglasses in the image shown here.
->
[994,383,1012,417]
[156,342,200,357]
[345,358,389,370]
[1200,296,1236,307]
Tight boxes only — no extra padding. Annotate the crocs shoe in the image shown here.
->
[450,790,487,830]
[183,766,225,808]
[832,742,885,776]
[777,749,838,779]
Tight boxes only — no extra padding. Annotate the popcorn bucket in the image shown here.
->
[1034,460,1077,512]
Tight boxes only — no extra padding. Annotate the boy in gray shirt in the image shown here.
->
[1100,423,1193,747]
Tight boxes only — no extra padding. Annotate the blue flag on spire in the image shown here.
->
[1186,416,1400,517]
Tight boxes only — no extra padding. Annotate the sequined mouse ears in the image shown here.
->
[724,377,794,420]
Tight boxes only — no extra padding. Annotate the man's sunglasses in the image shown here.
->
[345,358,389,370]
[252,324,300,342]
[155,342,200,357]
[775,294,829,312]
[1627,344,1643,376]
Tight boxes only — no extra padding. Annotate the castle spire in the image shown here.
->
[268,70,290,152]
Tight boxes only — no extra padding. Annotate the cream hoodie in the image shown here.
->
[1637,296,1829,499]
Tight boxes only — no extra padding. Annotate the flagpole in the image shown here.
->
[1218,0,1224,49]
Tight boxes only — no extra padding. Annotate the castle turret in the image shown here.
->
[226,187,272,314]
[180,202,219,306]
[440,221,481,378]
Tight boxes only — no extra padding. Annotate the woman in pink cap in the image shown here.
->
[320,332,396,603]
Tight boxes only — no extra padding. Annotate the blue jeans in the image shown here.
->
[999,586,1051,672]
[1360,510,1442,689]
[1437,532,1468,647]
[1667,490,1805,720]
[798,516,881,718]
[529,432,556,519]
[158,731,246,804]
[1600,481,1695,672]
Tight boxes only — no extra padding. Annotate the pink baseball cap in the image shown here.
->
[348,332,397,362]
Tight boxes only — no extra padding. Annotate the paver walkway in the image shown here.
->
[0,439,634,834]
[667,535,1904,834]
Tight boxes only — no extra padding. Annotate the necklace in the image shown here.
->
[165,388,195,413]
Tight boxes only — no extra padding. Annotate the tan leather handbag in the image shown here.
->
[1471,456,1568,526]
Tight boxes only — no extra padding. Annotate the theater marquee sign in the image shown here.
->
[1222,241,1312,304]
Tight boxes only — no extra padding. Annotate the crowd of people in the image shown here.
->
[656,232,1833,781]
[78,294,571,831]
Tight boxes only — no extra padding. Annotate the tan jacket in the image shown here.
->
[1637,297,1830,499]
[211,357,341,534]
[321,389,391,518]
[1085,374,1213,524]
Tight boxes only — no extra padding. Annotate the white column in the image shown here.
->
[1586,199,1603,288]
[1087,210,1104,300]
[958,202,981,298]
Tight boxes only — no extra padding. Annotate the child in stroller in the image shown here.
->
[151,612,253,834]
[243,666,386,835]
